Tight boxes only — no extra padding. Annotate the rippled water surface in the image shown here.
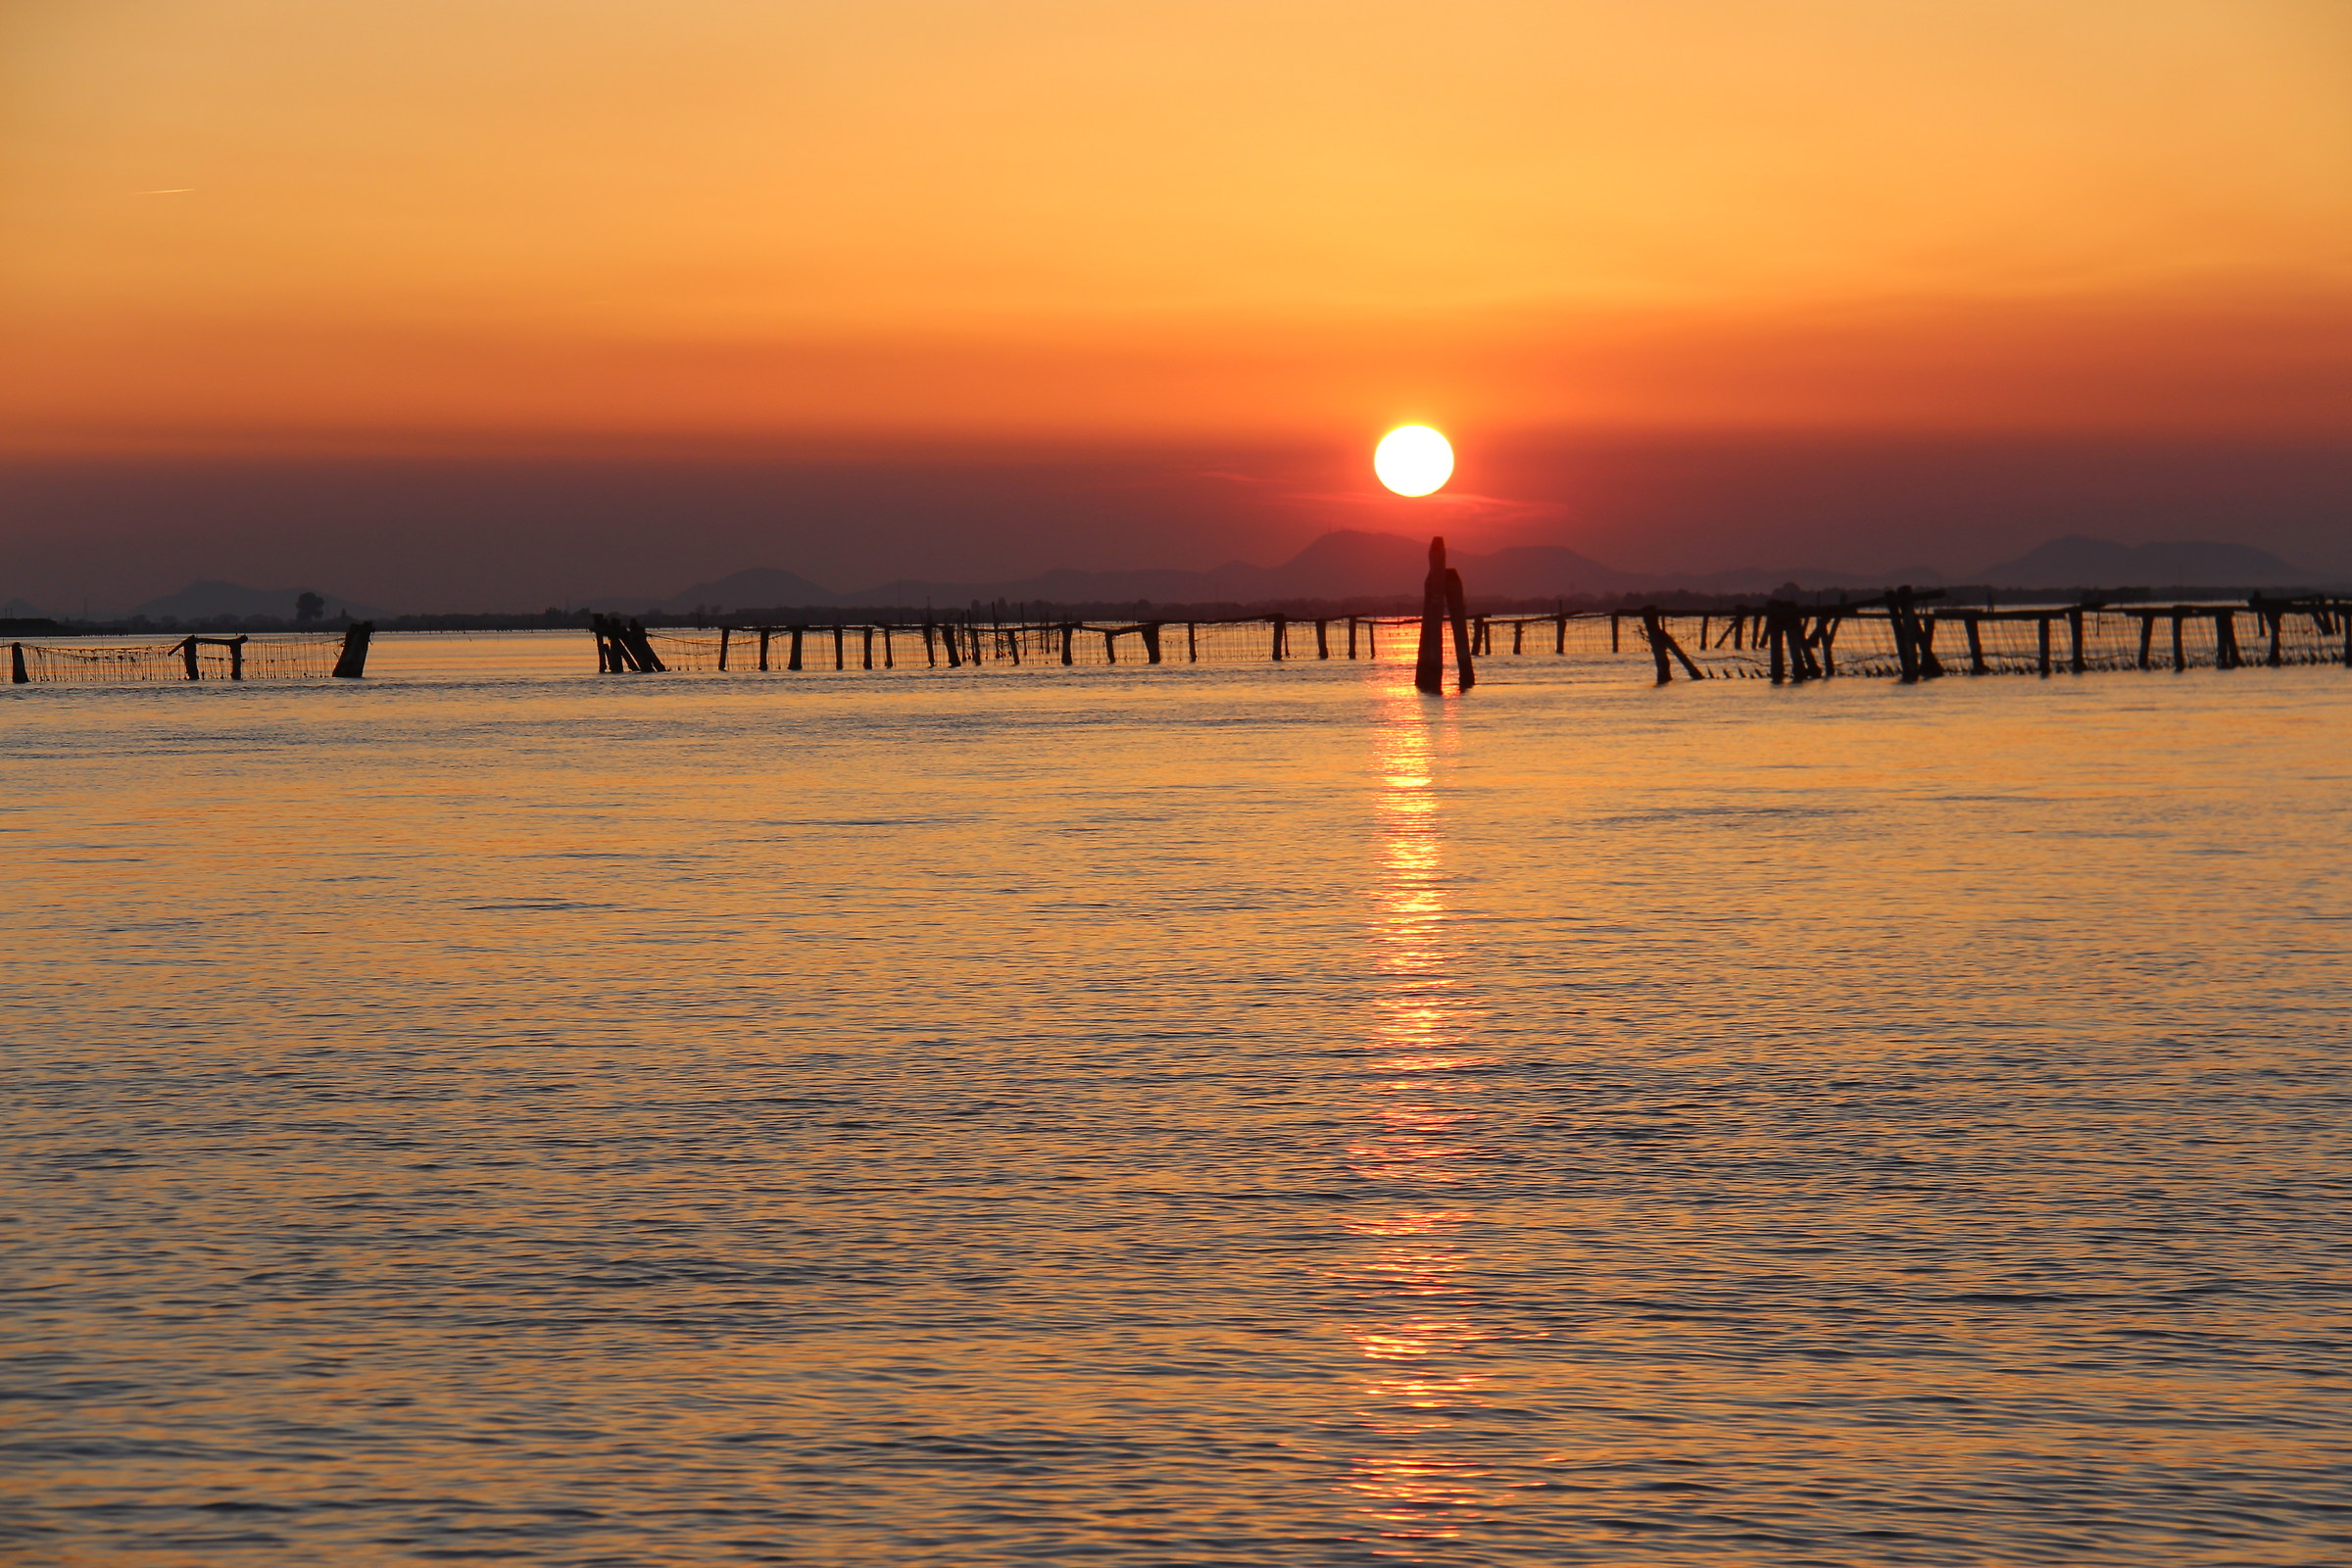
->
[7,636,2349,1565]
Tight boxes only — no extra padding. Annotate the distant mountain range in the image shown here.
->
[620,529,2316,613]
[126,580,384,621]
[33,531,2323,622]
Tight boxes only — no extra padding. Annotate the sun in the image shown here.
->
[1374,425,1453,497]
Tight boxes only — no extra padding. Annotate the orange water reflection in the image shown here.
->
[1339,676,1514,1553]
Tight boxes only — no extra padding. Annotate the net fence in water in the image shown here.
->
[618,604,2349,680]
[12,635,348,684]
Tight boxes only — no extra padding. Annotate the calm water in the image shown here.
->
[6,636,2349,1566]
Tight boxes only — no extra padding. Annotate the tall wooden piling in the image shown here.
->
[1270,613,1288,662]
[1144,622,1164,664]
[179,636,200,680]
[789,626,806,671]
[1187,622,1199,662]
[862,626,874,669]
[1554,612,1567,655]
[10,643,24,684]
[332,621,373,679]
[1314,618,1329,660]
[2216,610,2241,669]
[2036,616,2053,677]
[1061,622,1075,665]
[1966,613,1987,675]
[2172,610,2186,672]
[2067,608,2085,674]
[1347,615,1359,659]
[1642,608,1673,685]
[2136,613,2154,670]
[1444,568,1475,692]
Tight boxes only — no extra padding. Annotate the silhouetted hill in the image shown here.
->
[132,580,381,620]
[648,566,840,612]
[1977,535,2305,589]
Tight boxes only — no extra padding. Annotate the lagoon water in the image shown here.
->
[6,635,2349,1565]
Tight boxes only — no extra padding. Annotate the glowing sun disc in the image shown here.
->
[1375,426,1453,496]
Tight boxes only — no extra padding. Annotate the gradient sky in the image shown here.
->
[4,1,2349,606]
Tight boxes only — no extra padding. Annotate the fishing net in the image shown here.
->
[13,635,346,684]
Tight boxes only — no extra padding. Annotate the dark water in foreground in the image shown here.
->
[6,639,2349,1565]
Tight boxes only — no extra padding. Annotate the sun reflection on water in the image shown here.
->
[1339,675,1515,1554]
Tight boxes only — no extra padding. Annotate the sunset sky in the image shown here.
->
[4,0,2348,607]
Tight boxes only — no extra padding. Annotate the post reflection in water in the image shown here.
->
[1338,678,1514,1554]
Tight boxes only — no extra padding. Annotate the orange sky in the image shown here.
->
[4,0,2350,454]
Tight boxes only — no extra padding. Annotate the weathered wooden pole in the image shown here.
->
[332,621,373,678]
[1445,567,1475,691]
[1766,611,1786,684]
[1554,612,1567,655]
[2264,602,2283,667]
[1186,622,1198,662]
[717,626,732,671]
[2036,616,2053,677]
[1366,617,1377,659]
[2216,610,2240,669]
[628,619,666,672]
[759,628,774,670]
[862,626,875,669]
[1061,622,1075,665]
[225,635,246,681]
[10,643,25,684]
[1642,607,1673,684]
[789,626,806,670]
[1270,612,1288,662]
[2067,608,2085,674]
[883,627,894,668]
[1609,612,1621,653]
[1314,618,1329,660]
[1965,613,1986,675]
[1347,615,1358,659]
[1889,592,1921,684]
[1144,621,1163,664]
[2135,613,2154,670]
[2171,609,2186,672]
[179,636,200,680]
[1102,627,1119,663]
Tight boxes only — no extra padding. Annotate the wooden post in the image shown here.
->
[2265,604,2283,667]
[862,626,874,669]
[1347,615,1358,659]
[1187,622,1198,662]
[1554,612,1566,655]
[1767,612,1786,684]
[2036,616,2052,677]
[1698,615,1709,650]
[2067,608,2085,673]
[969,623,984,665]
[717,626,732,671]
[1889,592,1921,684]
[225,635,246,681]
[2216,610,2239,669]
[332,621,373,678]
[1366,617,1376,660]
[1609,612,1620,653]
[1445,569,1475,691]
[1144,621,1163,664]
[832,625,846,670]
[1818,614,1839,677]
[1314,618,1329,660]
[2136,613,2154,670]
[760,628,774,670]
[1270,613,1288,662]
[789,626,806,670]
[1102,627,1118,664]
[1642,608,1673,684]
[2172,609,2186,672]
[883,627,894,668]
[1416,540,1448,693]
[179,636,200,680]
[1916,614,1943,679]
[1061,622,1075,665]
[1004,622,1019,665]
[1731,610,1744,651]
[1965,613,1986,675]
[10,643,24,684]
